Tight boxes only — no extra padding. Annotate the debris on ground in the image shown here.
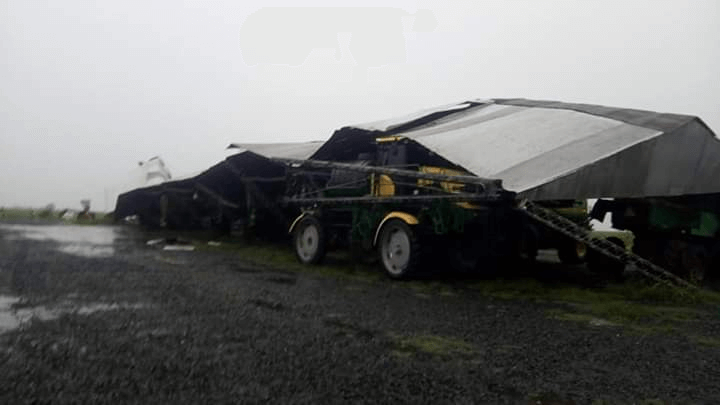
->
[145,236,195,251]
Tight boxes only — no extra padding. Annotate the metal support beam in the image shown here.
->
[523,201,697,290]
[271,157,507,195]
[223,160,287,220]
[194,183,240,209]
[283,194,509,206]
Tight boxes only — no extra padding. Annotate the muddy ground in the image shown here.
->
[0,221,719,404]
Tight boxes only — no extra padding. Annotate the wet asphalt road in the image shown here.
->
[0,222,719,404]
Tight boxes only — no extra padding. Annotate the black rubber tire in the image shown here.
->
[558,239,587,265]
[682,245,709,285]
[293,216,327,265]
[518,225,540,263]
[447,236,483,273]
[586,237,626,280]
[377,219,421,280]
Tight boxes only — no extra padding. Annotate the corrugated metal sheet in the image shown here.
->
[316,99,720,200]
[349,101,480,132]
[227,141,324,160]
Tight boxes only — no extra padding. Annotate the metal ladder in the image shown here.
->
[522,201,697,290]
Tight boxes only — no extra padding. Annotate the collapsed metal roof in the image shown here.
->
[113,146,311,224]
[311,98,720,201]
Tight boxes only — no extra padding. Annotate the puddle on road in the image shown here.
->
[0,224,119,258]
[0,294,146,334]
[73,302,146,315]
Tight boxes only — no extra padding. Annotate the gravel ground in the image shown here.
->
[0,222,719,404]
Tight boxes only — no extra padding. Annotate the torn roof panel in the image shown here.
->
[315,98,720,200]
[348,101,480,132]
[227,141,324,160]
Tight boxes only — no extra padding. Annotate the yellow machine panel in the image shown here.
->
[417,166,466,193]
[371,174,396,197]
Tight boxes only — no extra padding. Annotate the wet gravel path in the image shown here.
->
[0,222,719,404]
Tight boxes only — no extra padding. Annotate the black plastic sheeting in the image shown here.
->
[114,151,290,235]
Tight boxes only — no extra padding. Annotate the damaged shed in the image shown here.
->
[114,142,323,235]
[299,98,720,279]
[311,98,720,201]
[118,98,720,280]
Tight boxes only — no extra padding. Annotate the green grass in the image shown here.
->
[179,233,720,343]
[69,215,115,226]
[547,306,693,327]
[197,239,385,283]
[548,304,719,344]
[389,333,476,357]
[464,277,720,306]
[196,236,720,310]
[538,282,719,341]
[548,311,602,324]
[691,335,720,347]
[0,207,40,220]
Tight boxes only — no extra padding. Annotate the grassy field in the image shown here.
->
[189,235,720,346]
[194,235,720,300]
[0,207,113,225]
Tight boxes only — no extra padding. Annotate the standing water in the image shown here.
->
[0,224,119,258]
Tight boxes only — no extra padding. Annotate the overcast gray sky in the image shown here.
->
[2,0,719,211]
